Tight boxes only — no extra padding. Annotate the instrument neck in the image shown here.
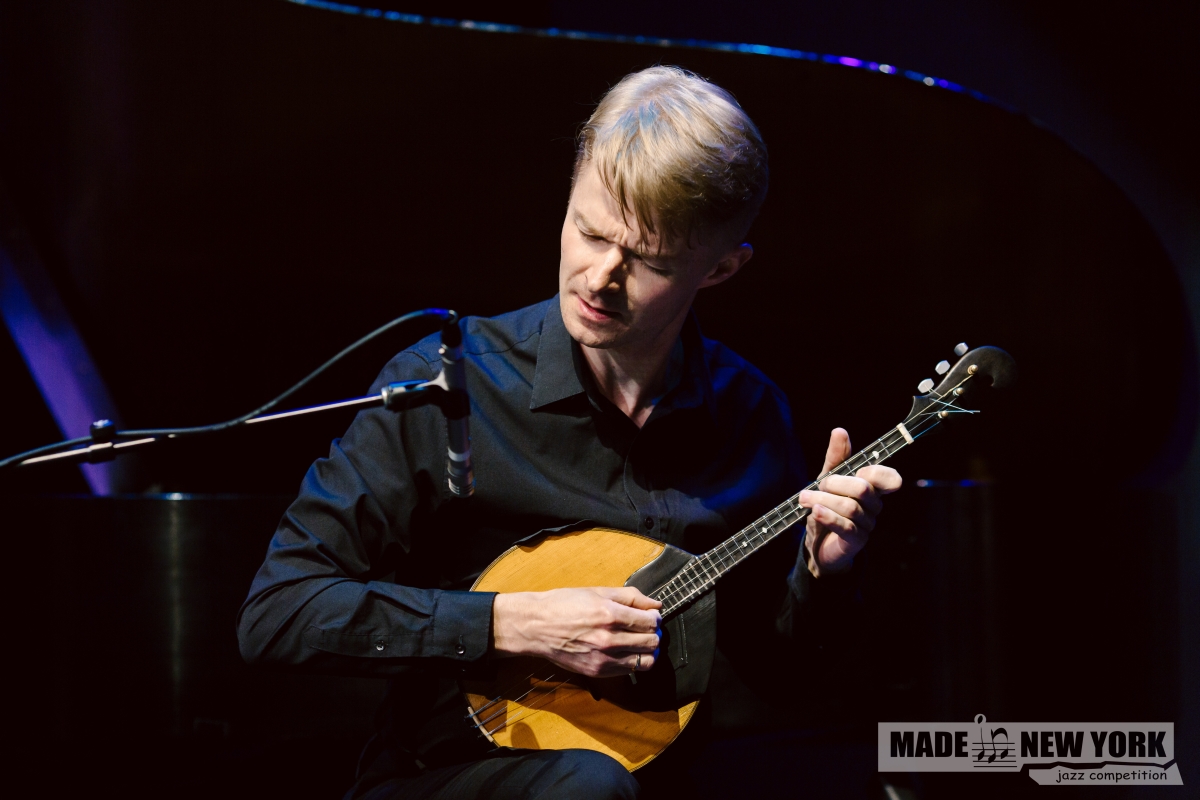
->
[651,424,915,617]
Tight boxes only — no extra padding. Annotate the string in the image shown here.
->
[473,676,576,738]
[467,370,979,726]
[467,670,547,723]
[652,372,975,613]
[655,400,951,611]
[655,421,925,612]
[652,428,904,610]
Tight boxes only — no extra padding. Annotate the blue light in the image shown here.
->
[382,10,421,23]
[283,0,999,106]
[296,0,362,15]
[1,251,119,493]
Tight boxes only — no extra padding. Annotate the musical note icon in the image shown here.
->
[972,716,1015,768]
[992,727,1010,761]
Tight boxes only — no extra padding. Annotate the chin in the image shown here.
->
[565,320,617,349]
[562,311,622,350]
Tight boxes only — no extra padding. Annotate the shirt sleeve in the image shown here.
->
[236,350,495,675]
[712,378,861,696]
[776,414,862,656]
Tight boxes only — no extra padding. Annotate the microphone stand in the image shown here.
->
[3,314,475,497]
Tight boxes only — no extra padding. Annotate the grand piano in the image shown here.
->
[1,2,1190,797]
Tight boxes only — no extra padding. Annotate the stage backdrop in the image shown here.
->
[0,0,1192,780]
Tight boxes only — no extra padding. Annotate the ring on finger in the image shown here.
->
[635,653,642,670]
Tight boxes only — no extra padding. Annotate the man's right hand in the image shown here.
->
[491,587,662,678]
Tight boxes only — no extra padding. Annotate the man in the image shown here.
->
[238,65,900,799]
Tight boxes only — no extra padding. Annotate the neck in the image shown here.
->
[581,319,685,428]
[650,424,916,617]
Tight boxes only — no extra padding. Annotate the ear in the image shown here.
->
[698,243,753,289]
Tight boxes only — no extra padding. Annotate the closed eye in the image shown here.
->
[577,226,669,274]
[633,255,670,275]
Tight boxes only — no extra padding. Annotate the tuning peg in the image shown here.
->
[918,378,935,393]
[935,360,950,375]
[954,342,968,356]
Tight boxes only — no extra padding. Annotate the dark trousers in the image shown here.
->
[352,749,640,800]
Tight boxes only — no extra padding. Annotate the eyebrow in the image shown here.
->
[574,209,661,262]
[573,209,599,235]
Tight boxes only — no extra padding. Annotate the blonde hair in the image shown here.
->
[574,65,768,250]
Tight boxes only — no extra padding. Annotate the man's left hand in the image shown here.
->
[799,427,902,576]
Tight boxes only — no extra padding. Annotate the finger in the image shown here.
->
[810,474,882,517]
[811,514,868,573]
[603,600,662,633]
[854,464,903,495]
[593,651,658,678]
[601,631,661,653]
[594,587,662,629]
[802,490,873,531]
[810,502,868,546]
[625,651,657,672]
[596,586,662,610]
[820,427,852,475]
[815,521,862,570]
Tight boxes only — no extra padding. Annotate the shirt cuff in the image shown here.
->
[429,590,496,661]
[789,551,856,605]
[788,561,813,604]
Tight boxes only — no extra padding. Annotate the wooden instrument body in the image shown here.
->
[462,527,715,772]
[460,345,1016,772]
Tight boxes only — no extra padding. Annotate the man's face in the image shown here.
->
[559,165,747,354]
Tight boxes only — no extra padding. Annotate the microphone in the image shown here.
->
[379,310,473,497]
[437,313,474,497]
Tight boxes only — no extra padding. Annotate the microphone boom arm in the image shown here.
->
[1,308,474,499]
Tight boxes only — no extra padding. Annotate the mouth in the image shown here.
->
[576,294,622,322]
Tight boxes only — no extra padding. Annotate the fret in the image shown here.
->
[651,363,994,614]
[655,420,928,617]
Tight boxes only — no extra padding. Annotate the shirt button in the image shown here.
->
[644,517,655,530]
[374,640,386,651]
[455,643,466,655]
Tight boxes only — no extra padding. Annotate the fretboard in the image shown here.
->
[650,422,918,617]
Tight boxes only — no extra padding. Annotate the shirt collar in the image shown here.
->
[529,295,716,420]
[529,298,587,410]
[663,310,717,419]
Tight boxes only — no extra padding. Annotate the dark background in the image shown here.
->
[0,1,1195,797]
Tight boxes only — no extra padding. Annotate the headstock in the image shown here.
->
[905,343,1017,435]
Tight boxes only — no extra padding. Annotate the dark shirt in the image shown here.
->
[237,296,827,772]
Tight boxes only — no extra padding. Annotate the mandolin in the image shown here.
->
[462,344,1016,771]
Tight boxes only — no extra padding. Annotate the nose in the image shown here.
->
[585,243,624,294]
